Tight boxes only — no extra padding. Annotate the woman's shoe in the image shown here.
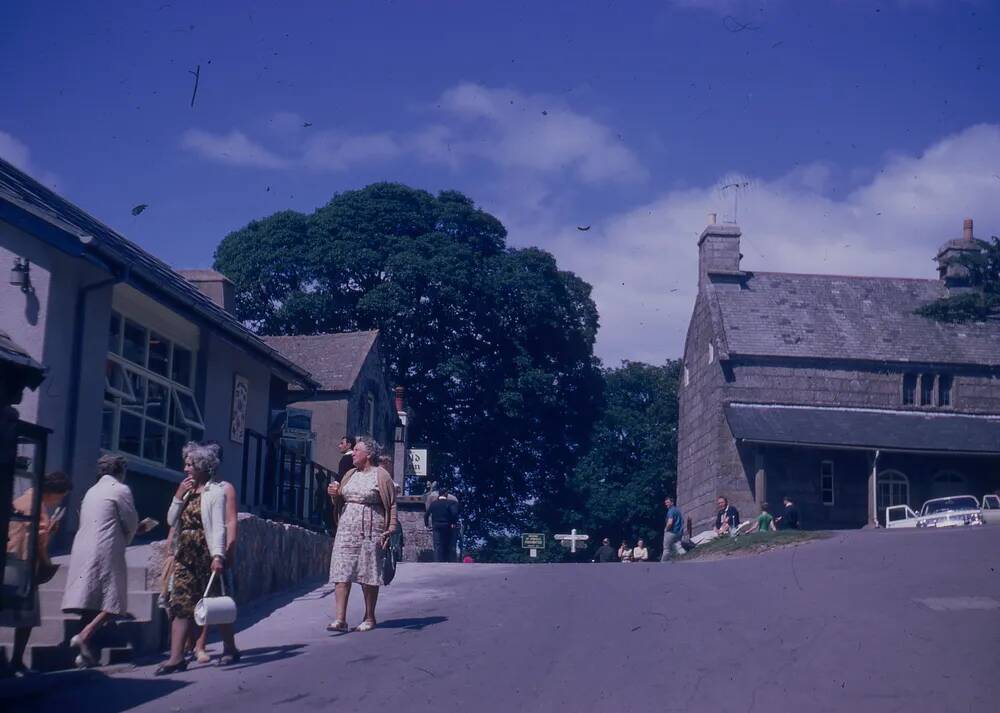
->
[69,635,97,667]
[326,620,348,633]
[217,650,242,666]
[355,620,376,632]
[154,660,189,676]
[193,648,211,664]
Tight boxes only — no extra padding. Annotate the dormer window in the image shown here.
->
[902,373,953,408]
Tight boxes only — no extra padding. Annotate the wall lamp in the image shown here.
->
[10,257,33,294]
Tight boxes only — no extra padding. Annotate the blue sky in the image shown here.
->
[3,0,999,364]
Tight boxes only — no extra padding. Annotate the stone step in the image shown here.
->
[1,640,139,672]
[0,591,159,646]
[35,588,158,623]
[40,565,149,592]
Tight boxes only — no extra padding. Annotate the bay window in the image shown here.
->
[102,311,204,471]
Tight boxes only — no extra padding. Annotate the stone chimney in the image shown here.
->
[934,218,984,289]
[698,214,742,289]
[177,269,235,312]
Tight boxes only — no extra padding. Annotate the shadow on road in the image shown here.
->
[378,616,448,630]
[0,669,187,713]
[219,644,307,671]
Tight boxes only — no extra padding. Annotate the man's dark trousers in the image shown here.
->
[433,526,454,562]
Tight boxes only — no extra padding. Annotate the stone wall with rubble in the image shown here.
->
[397,497,435,562]
[147,512,333,604]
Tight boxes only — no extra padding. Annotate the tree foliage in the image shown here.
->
[214,184,603,537]
[558,360,681,549]
[917,236,1000,323]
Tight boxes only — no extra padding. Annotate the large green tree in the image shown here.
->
[558,360,681,550]
[917,235,1000,322]
[214,184,603,537]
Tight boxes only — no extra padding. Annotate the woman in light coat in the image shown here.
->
[62,454,147,666]
[156,443,238,674]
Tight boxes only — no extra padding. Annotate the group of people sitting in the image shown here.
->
[713,495,800,538]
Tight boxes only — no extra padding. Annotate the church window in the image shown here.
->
[919,374,935,406]
[708,343,715,364]
[902,374,916,405]
[938,375,953,407]
[684,366,690,386]
[820,460,834,506]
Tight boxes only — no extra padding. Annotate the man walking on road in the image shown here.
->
[425,487,460,562]
[661,497,685,561]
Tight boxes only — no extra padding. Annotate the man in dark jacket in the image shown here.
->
[424,488,460,562]
[593,538,617,563]
[336,436,355,481]
[714,496,740,537]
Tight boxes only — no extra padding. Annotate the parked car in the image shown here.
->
[885,495,984,529]
[982,494,1000,525]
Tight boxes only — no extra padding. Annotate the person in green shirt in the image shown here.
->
[751,503,776,533]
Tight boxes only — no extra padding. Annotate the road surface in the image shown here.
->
[3,527,999,713]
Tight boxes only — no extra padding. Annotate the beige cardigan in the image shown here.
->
[331,466,398,534]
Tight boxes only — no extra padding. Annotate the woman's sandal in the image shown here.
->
[193,648,211,664]
[326,620,348,633]
[355,620,376,632]
[69,635,97,668]
[154,660,189,676]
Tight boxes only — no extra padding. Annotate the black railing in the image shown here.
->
[239,429,334,532]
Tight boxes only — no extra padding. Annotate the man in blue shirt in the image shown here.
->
[661,497,685,562]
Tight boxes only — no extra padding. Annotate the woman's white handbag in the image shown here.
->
[194,571,237,626]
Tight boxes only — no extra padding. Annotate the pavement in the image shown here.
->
[3,526,999,713]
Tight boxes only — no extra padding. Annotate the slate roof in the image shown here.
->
[725,403,1000,454]
[708,271,1000,366]
[263,331,379,392]
[0,158,316,388]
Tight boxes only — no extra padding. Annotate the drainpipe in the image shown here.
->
[62,264,132,477]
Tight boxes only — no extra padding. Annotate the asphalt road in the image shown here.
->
[4,527,999,713]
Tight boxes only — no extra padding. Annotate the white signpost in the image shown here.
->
[554,529,589,553]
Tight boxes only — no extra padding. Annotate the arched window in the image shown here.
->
[877,470,910,515]
[930,471,966,499]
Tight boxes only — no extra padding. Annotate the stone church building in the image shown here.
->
[677,217,1000,530]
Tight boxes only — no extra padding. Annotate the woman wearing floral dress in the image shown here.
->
[156,444,238,674]
[326,437,398,632]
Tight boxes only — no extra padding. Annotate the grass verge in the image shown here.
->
[678,530,829,561]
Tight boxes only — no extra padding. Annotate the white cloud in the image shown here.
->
[429,83,646,184]
[180,129,291,169]
[543,123,1000,366]
[180,83,645,185]
[0,131,60,188]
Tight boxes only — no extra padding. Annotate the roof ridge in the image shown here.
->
[749,270,938,284]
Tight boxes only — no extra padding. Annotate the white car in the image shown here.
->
[983,494,1000,525]
[885,495,984,529]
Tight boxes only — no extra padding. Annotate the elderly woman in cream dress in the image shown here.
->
[62,454,150,666]
[326,437,398,633]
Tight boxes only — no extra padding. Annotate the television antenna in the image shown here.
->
[720,181,750,223]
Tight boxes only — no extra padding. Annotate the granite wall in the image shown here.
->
[147,512,333,604]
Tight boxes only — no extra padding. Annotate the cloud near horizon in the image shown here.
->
[180,83,646,185]
[541,123,1000,366]
[0,130,61,188]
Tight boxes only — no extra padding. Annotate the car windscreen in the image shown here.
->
[922,497,979,515]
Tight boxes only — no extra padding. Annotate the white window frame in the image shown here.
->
[102,310,203,472]
[683,366,690,387]
[820,460,835,506]
[708,342,715,364]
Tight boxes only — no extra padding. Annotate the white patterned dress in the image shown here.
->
[328,468,386,586]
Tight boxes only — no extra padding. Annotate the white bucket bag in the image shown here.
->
[194,571,238,627]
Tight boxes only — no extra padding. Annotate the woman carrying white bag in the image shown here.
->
[156,444,240,675]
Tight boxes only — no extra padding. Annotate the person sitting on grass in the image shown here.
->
[749,503,777,534]
[714,496,740,537]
